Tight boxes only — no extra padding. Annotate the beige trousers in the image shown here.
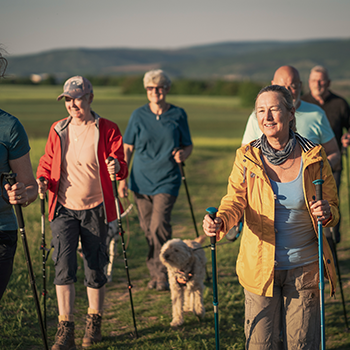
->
[244,261,320,350]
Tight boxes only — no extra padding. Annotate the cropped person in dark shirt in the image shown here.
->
[302,65,350,247]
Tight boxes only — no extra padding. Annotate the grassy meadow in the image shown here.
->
[1,85,350,349]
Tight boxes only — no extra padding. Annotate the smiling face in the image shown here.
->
[146,83,170,105]
[65,93,93,121]
[256,91,295,142]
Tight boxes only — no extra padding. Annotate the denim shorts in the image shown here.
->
[50,204,108,288]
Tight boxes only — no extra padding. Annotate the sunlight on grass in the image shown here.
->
[193,137,242,148]
[1,87,350,349]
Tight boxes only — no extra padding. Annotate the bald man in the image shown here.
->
[241,65,341,171]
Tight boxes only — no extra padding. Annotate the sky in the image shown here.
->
[1,0,350,57]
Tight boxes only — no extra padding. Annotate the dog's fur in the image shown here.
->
[160,235,207,327]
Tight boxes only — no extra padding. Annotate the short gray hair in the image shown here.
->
[310,65,330,80]
[143,69,172,88]
[255,85,296,132]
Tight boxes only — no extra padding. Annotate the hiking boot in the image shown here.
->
[82,314,102,348]
[51,321,76,350]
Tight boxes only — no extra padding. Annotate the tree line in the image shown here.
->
[0,75,266,107]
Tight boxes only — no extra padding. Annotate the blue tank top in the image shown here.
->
[269,158,318,270]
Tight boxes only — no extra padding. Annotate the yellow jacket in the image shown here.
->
[217,134,339,297]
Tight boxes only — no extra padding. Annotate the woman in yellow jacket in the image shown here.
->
[203,85,339,349]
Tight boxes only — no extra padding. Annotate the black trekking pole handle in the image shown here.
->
[107,157,138,338]
[4,173,48,350]
[39,176,47,331]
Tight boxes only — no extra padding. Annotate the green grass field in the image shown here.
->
[1,86,350,349]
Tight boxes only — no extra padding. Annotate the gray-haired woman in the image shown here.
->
[118,69,193,291]
[203,85,339,349]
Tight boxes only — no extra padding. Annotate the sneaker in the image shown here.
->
[82,314,102,348]
[51,321,76,350]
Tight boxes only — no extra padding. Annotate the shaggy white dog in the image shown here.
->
[160,236,207,327]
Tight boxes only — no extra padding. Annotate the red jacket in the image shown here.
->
[36,112,128,222]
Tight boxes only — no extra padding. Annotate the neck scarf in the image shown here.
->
[260,129,296,165]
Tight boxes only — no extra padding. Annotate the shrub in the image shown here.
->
[238,81,263,108]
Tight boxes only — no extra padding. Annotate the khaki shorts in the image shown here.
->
[244,261,320,350]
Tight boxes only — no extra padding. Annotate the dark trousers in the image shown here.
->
[133,192,177,281]
[0,230,17,301]
[50,204,108,288]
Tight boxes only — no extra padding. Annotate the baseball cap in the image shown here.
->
[57,76,93,101]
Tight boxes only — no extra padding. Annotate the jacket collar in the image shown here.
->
[243,133,323,176]
[54,110,100,134]
[250,133,317,153]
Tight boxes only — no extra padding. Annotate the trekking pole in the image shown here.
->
[330,228,349,331]
[340,147,350,332]
[174,149,211,281]
[343,147,350,230]
[181,160,212,282]
[179,161,199,237]
[107,157,138,338]
[206,206,220,350]
[313,178,325,350]
[3,173,49,350]
[174,148,199,238]
[39,177,47,330]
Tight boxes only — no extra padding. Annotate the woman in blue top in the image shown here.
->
[119,69,193,291]
[0,51,38,300]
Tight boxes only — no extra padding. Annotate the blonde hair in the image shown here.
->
[143,69,171,88]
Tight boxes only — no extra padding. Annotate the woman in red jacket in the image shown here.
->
[37,76,127,350]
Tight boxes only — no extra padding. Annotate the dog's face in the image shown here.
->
[160,239,193,269]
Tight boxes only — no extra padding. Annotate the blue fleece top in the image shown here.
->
[0,109,30,230]
[123,104,192,196]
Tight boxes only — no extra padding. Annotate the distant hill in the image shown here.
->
[5,39,350,82]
